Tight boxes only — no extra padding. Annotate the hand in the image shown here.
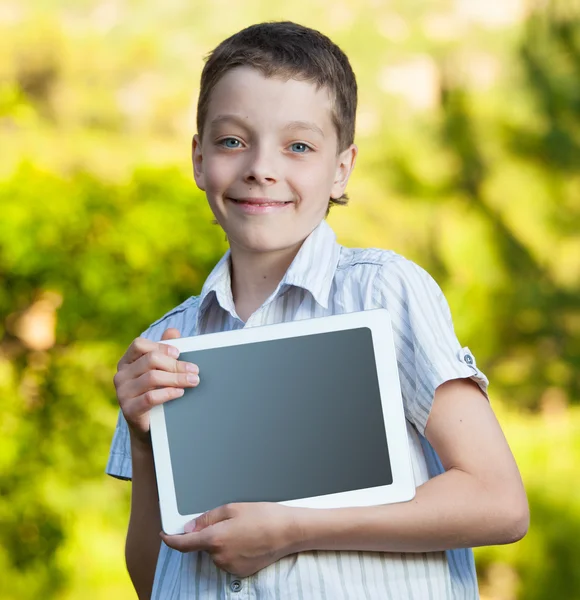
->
[113,328,200,444]
[161,502,302,577]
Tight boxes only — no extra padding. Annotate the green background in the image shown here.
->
[0,1,578,598]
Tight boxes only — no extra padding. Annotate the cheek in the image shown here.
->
[292,159,335,197]
[204,155,238,192]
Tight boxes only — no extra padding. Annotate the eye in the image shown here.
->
[219,137,242,149]
[289,142,311,153]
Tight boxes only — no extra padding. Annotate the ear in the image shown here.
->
[330,143,358,200]
[192,134,206,191]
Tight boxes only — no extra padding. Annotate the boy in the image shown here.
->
[108,22,528,599]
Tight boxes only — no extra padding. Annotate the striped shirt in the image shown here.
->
[107,219,488,599]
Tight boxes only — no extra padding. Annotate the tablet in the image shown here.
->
[151,308,415,535]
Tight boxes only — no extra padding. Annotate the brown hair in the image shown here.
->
[197,21,357,209]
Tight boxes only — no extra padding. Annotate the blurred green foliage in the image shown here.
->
[0,1,578,598]
[475,404,580,600]
[0,167,226,598]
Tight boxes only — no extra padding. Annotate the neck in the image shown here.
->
[229,241,303,322]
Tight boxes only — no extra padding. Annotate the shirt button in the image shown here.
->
[230,580,242,592]
[464,354,474,365]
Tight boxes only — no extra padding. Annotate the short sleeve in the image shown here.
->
[106,409,133,480]
[373,258,489,435]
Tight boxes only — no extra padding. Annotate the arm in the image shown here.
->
[292,378,529,553]
[161,378,528,577]
[113,328,200,598]
[125,435,162,600]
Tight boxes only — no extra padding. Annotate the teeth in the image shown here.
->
[234,200,289,206]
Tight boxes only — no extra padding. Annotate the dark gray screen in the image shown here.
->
[164,327,393,515]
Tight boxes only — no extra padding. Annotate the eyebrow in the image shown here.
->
[209,115,325,138]
[284,120,325,138]
[209,115,248,130]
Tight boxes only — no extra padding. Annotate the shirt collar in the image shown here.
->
[197,249,234,318]
[280,219,340,309]
[197,219,341,323]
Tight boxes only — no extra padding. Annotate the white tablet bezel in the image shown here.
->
[151,308,415,535]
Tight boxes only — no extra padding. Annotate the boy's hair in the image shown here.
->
[197,21,358,209]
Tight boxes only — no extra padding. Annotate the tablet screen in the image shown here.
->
[164,326,393,515]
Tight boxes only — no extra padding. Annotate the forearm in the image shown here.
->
[126,433,162,600]
[292,467,529,554]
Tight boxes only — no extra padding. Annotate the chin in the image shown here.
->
[244,236,293,254]
[230,227,302,254]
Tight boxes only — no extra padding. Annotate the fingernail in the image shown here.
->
[185,363,198,373]
[184,520,196,533]
[187,374,199,385]
[168,346,179,359]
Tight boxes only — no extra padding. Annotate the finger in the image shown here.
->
[188,504,234,533]
[121,368,199,405]
[123,350,199,382]
[161,328,181,341]
[130,386,188,414]
[137,368,199,392]
[160,328,181,361]
[118,337,180,370]
[114,352,199,400]
[160,530,211,553]
[117,337,159,370]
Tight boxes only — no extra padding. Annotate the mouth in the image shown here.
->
[228,197,293,207]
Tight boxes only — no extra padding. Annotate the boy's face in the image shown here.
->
[192,67,356,256]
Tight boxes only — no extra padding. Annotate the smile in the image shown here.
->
[229,198,293,206]
[227,198,294,214]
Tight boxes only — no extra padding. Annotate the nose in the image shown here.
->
[243,147,278,186]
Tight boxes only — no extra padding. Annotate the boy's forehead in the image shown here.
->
[204,66,335,132]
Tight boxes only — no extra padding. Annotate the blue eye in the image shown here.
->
[290,142,310,153]
[221,138,241,148]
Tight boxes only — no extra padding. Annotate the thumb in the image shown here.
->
[184,505,230,533]
[161,327,181,341]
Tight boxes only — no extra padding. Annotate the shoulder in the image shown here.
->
[366,251,452,325]
[142,296,201,340]
[338,247,438,291]
[337,246,449,320]
[149,295,200,328]
[372,252,443,296]
[337,246,400,270]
